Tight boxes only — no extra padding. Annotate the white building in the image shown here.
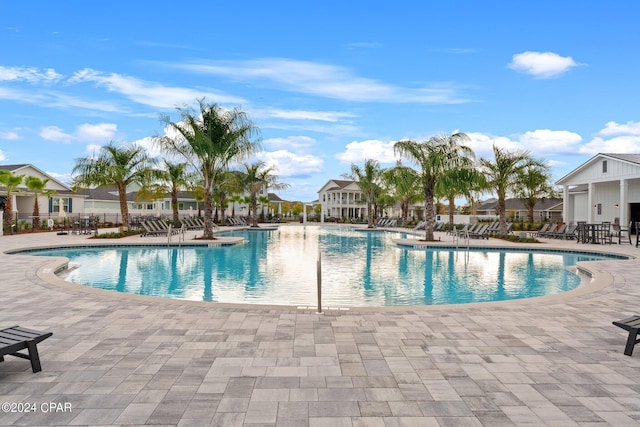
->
[556,153,640,227]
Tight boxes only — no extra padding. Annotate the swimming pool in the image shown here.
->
[23,226,621,307]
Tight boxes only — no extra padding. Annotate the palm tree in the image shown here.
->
[343,159,382,228]
[155,160,190,226]
[394,132,474,240]
[214,169,243,226]
[383,161,422,226]
[438,165,487,230]
[0,171,24,231]
[479,144,543,235]
[258,195,270,221]
[25,176,56,230]
[72,141,157,230]
[158,99,260,239]
[514,163,557,223]
[241,161,289,227]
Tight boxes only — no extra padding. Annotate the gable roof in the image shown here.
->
[0,163,72,191]
[556,153,640,185]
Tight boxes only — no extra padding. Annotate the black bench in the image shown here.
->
[0,326,53,372]
[613,315,640,356]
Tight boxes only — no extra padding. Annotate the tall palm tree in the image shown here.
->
[72,141,157,230]
[479,144,542,235]
[437,165,487,229]
[25,176,56,230]
[0,171,24,230]
[394,132,474,240]
[241,161,289,227]
[383,161,422,226]
[343,159,382,228]
[158,99,260,239]
[514,163,557,223]
[158,160,190,227]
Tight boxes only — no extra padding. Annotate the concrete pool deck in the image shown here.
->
[1,224,640,426]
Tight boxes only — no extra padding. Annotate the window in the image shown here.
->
[597,203,602,215]
[602,160,608,173]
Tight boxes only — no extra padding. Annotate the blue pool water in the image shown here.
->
[23,226,620,307]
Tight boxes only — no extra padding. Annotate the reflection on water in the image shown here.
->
[31,226,613,307]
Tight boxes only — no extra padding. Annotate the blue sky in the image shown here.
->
[1,1,639,202]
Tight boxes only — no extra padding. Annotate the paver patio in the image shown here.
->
[1,225,640,426]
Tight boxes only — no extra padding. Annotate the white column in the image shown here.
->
[303,205,307,224]
[563,185,570,224]
[588,183,595,223]
[620,179,628,225]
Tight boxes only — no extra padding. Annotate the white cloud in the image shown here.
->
[578,121,640,154]
[174,58,469,103]
[39,126,74,144]
[518,129,582,154]
[39,122,119,145]
[254,150,324,178]
[264,136,316,150]
[580,135,640,155]
[75,123,119,142]
[67,68,246,109]
[466,133,520,159]
[508,51,580,78]
[598,120,640,136]
[0,66,62,84]
[264,109,356,122]
[335,140,400,164]
[0,149,6,161]
[0,130,19,140]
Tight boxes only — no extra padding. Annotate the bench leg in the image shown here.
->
[624,328,639,356]
[26,341,42,373]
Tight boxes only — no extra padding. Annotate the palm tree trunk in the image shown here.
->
[448,195,455,230]
[204,188,214,239]
[424,189,435,241]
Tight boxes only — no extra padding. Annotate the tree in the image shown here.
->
[241,161,289,227]
[72,142,157,230]
[0,171,24,230]
[158,99,260,238]
[479,144,543,235]
[514,163,557,223]
[156,160,190,226]
[25,176,55,230]
[437,165,487,229]
[394,132,474,240]
[383,161,422,226]
[258,195,270,221]
[343,159,382,228]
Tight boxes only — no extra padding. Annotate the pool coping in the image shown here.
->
[7,235,633,313]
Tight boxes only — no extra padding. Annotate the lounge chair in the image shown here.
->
[538,223,558,238]
[562,223,578,240]
[141,220,164,236]
[533,223,550,237]
[613,315,640,356]
[468,224,489,239]
[0,326,53,373]
[550,223,567,238]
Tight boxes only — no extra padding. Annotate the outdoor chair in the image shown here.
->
[613,315,640,356]
[538,223,558,238]
[550,223,567,238]
[0,326,53,373]
[533,223,550,237]
[468,224,489,239]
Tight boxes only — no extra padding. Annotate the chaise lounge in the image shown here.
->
[613,315,640,356]
[0,326,53,373]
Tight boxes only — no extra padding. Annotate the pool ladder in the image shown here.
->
[167,224,186,246]
[453,228,470,250]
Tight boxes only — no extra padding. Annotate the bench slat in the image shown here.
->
[0,326,53,373]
